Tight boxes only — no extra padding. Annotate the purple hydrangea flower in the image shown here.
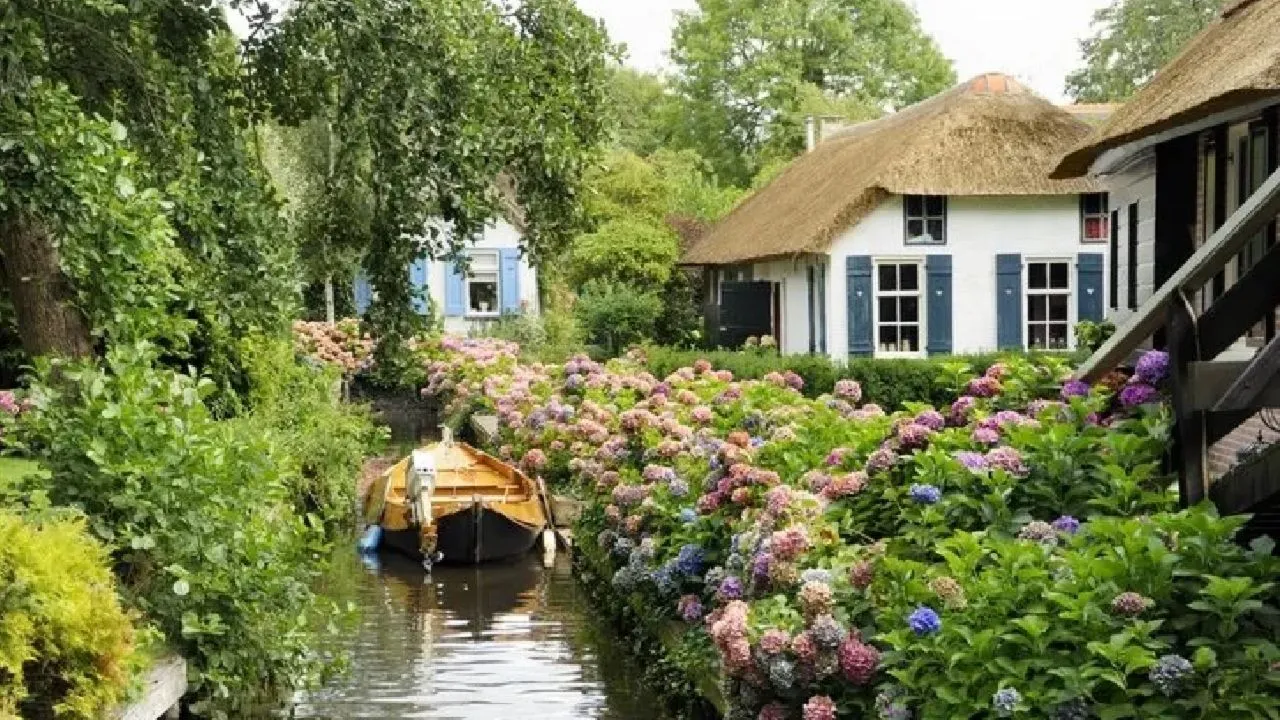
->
[834,379,863,403]
[865,446,899,475]
[677,594,703,622]
[1120,382,1160,408]
[1135,350,1170,385]
[669,479,690,498]
[1052,515,1081,534]
[907,606,942,636]
[914,410,946,431]
[954,451,989,472]
[674,544,705,576]
[718,575,744,601]
[897,422,934,450]
[1061,379,1091,399]
[909,484,942,505]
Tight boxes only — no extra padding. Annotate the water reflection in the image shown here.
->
[292,552,656,720]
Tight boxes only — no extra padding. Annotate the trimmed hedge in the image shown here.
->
[640,346,1073,410]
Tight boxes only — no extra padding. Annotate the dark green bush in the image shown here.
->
[639,346,1059,409]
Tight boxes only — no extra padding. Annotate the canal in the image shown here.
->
[290,551,657,719]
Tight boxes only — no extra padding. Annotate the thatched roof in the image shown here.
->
[1062,103,1121,127]
[666,214,712,251]
[1054,0,1280,178]
[683,74,1103,265]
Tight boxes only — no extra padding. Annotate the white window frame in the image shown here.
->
[1024,257,1074,351]
[873,258,926,358]
[465,250,501,318]
[1080,193,1110,243]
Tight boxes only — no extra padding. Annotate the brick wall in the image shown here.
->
[1209,413,1280,480]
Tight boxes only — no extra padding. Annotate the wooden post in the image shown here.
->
[1154,134,1200,349]
[1168,304,1207,506]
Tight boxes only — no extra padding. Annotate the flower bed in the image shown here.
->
[421,340,1280,719]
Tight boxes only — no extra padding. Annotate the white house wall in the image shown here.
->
[749,259,814,355]
[1106,151,1157,326]
[430,219,539,335]
[826,194,1105,358]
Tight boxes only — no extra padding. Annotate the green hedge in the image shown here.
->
[641,346,1073,409]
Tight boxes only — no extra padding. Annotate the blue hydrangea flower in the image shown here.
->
[800,568,833,585]
[992,687,1021,717]
[765,656,796,690]
[611,566,638,591]
[611,537,634,558]
[1149,654,1193,696]
[808,614,845,649]
[679,507,698,524]
[1052,515,1082,534]
[669,479,690,498]
[652,563,680,596]
[674,544,705,576]
[907,606,942,636]
[909,484,943,505]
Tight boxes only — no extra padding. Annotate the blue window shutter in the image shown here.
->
[926,255,953,355]
[996,254,1023,349]
[409,257,431,315]
[353,271,373,316]
[499,248,521,314]
[1077,253,1104,323]
[444,261,466,317]
[846,255,873,356]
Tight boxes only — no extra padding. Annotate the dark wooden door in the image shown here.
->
[719,281,775,349]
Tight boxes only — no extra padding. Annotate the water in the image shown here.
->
[291,552,658,720]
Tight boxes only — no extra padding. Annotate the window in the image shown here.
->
[1127,203,1139,309]
[903,195,946,245]
[875,262,922,354]
[1109,209,1119,310]
[1026,260,1071,350]
[466,251,500,316]
[1080,193,1109,242]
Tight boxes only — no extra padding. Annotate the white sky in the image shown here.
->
[574,0,1115,103]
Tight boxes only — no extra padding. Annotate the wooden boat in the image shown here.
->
[360,431,550,567]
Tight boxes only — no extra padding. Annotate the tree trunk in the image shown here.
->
[324,275,336,323]
[0,211,94,359]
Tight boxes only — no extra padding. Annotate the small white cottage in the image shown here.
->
[354,182,539,334]
[683,73,1111,359]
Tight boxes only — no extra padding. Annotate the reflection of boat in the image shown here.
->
[361,431,549,567]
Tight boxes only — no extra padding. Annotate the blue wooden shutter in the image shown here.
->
[1077,253,1104,323]
[846,255,873,356]
[444,261,466,317]
[353,271,373,316]
[925,255,953,355]
[409,257,431,315]
[996,254,1023,350]
[499,248,521,314]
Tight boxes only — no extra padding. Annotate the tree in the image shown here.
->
[670,0,955,184]
[608,67,680,157]
[1065,0,1225,102]
[249,0,613,371]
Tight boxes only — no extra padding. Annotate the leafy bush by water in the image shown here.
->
[0,511,137,719]
[14,343,344,714]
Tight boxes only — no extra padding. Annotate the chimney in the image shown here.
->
[805,116,817,152]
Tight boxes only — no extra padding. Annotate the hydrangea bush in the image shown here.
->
[421,343,1280,718]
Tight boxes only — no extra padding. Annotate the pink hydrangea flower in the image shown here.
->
[802,695,838,720]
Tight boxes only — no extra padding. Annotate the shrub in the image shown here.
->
[0,511,137,719]
[235,335,381,530]
[14,343,341,713]
[568,218,680,288]
[575,280,663,356]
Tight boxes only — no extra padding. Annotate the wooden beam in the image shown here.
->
[1190,360,1280,410]
[1076,164,1280,381]
[1213,335,1280,411]
[1181,240,1280,361]
[1169,307,1207,506]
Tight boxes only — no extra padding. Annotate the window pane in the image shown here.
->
[901,296,919,323]
[879,265,897,291]
[1050,262,1069,289]
[905,196,924,217]
[879,325,898,349]
[1049,294,1068,321]
[1083,193,1104,214]
[1029,324,1047,349]
[901,325,920,353]
[1028,262,1047,289]
[1049,323,1069,348]
[469,279,499,313]
[879,297,898,322]
[925,196,945,216]
[1028,295,1047,321]
[900,264,919,291]
[1084,216,1106,240]
[906,219,925,240]
[926,219,945,243]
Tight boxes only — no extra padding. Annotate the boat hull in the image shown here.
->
[381,503,542,564]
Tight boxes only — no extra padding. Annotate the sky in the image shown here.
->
[572,0,1115,103]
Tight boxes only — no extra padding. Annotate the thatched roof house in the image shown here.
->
[1054,0,1280,178]
[684,73,1102,266]
[1047,0,1280,523]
